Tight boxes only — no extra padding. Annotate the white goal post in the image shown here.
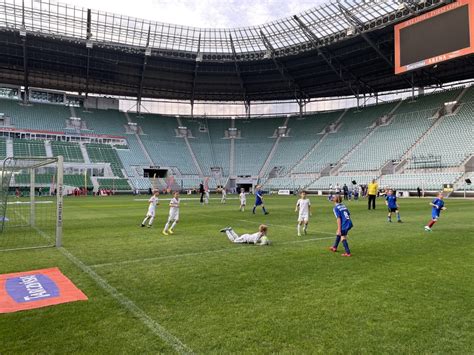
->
[0,156,64,251]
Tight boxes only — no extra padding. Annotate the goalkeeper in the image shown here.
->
[220,224,270,245]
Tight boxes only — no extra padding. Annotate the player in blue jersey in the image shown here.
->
[329,195,353,257]
[424,192,447,232]
[252,185,269,215]
[385,189,402,223]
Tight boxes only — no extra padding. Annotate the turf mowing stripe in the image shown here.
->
[90,236,335,269]
[24,222,193,354]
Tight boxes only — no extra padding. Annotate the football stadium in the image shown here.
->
[0,0,473,352]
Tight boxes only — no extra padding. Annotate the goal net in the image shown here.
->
[0,156,63,251]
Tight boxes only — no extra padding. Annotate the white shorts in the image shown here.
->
[240,200,246,205]
[298,214,309,222]
[168,211,179,221]
[146,209,156,217]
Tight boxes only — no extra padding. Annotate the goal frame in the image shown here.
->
[0,155,64,250]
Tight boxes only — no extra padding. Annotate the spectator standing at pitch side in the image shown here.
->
[367,179,378,210]
[199,182,205,205]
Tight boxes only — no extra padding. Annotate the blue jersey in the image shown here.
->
[431,198,444,217]
[255,190,264,205]
[386,195,397,209]
[333,203,353,232]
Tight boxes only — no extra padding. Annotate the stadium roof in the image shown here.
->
[1,0,473,102]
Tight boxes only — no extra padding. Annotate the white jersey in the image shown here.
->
[239,192,246,204]
[168,197,180,220]
[296,198,311,220]
[147,196,159,215]
[240,232,263,244]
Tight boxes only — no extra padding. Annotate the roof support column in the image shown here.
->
[229,34,250,110]
[190,33,202,118]
[137,26,151,116]
[85,9,93,99]
[259,30,309,103]
[20,0,28,104]
[293,15,362,99]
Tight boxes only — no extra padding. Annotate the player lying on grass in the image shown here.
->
[253,185,269,215]
[295,191,311,237]
[425,192,447,232]
[141,190,159,228]
[220,224,271,245]
[329,195,353,257]
[385,189,402,223]
[163,191,180,235]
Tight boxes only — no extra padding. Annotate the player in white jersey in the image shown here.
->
[141,190,159,228]
[162,191,180,235]
[204,189,210,205]
[221,188,227,204]
[295,191,311,236]
[220,224,270,245]
[239,188,246,212]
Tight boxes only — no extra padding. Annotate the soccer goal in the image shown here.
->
[0,156,63,252]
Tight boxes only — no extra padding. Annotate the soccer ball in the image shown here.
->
[260,236,270,245]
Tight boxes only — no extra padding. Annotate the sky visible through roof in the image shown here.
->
[59,0,325,28]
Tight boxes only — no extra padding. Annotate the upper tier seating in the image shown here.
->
[234,117,285,176]
[135,114,198,175]
[0,99,70,132]
[408,102,474,168]
[183,118,231,176]
[293,102,398,173]
[264,111,341,176]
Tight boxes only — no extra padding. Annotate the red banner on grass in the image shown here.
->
[0,267,87,313]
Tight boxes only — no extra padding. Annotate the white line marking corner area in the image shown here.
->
[30,225,193,354]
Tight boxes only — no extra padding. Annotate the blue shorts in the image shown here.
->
[432,212,440,220]
[255,200,263,206]
[341,228,351,236]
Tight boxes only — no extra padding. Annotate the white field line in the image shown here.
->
[7,200,53,205]
[90,236,335,269]
[133,197,239,202]
[24,221,193,354]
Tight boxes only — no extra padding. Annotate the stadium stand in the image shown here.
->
[50,141,84,162]
[407,102,474,168]
[96,178,131,190]
[234,117,285,176]
[379,173,462,190]
[14,173,92,187]
[79,108,127,135]
[0,87,472,192]
[137,114,198,175]
[0,138,6,159]
[264,111,341,176]
[0,99,70,132]
[13,139,47,157]
[292,102,398,173]
[308,175,378,190]
[86,143,125,178]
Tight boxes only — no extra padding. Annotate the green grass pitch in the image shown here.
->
[0,194,473,353]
